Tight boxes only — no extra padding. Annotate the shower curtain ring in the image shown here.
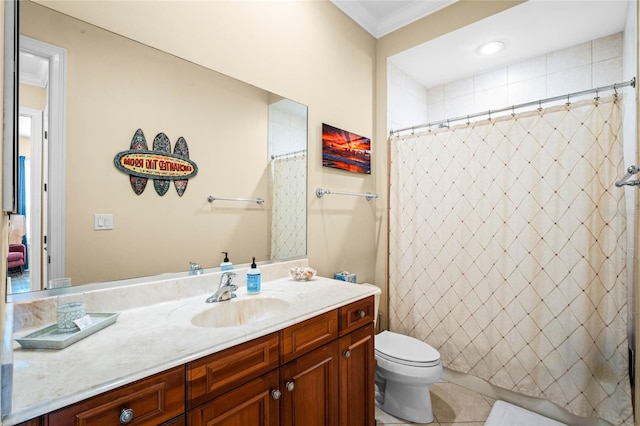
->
[594,87,600,102]
[488,110,492,121]
[538,100,542,112]
[614,83,619,97]
[565,93,571,107]
[511,105,515,117]
[466,115,470,125]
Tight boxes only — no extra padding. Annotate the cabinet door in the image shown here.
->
[281,340,339,426]
[187,370,279,426]
[339,323,375,426]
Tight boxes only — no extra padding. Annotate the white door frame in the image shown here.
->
[19,107,43,291]
[20,35,66,286]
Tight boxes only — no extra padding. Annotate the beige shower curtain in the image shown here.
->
[388,95,632,425]
[270,152,306,259]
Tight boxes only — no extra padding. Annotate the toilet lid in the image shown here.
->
[375,331,440,366]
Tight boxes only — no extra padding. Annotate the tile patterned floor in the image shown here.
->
[376,381,495,425]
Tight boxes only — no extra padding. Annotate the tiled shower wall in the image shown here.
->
[388,32,624,132]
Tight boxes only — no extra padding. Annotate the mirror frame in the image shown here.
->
[2,0,18,213]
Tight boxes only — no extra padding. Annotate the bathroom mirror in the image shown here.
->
[7,0,308,296]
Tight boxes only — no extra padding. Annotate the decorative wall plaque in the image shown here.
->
[114,129,198,196]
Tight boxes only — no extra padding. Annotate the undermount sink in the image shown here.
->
[169,292,296,329]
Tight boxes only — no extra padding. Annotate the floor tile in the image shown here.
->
[375,406,436,425]
[375,381,494,425]
[431,382,493,423]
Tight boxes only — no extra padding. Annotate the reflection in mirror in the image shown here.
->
[8,0,308,296]
[269,99,307,259]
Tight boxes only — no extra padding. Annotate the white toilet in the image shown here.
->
[375,330,443,423]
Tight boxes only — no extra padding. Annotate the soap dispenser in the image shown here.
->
[247,257,261,294]
[220,252,234,271]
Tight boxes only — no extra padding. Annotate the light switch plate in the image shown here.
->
[94,214,113,230]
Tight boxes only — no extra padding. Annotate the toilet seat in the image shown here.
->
[375,331,440,367]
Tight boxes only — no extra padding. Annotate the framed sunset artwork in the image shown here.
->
[322,123,371,174]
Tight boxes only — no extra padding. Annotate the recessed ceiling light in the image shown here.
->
[477,41,505,56]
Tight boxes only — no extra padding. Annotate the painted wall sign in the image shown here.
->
[114,129,198,196]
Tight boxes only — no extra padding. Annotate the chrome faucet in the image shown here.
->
[189,262,203,275]
[206,272,238,303]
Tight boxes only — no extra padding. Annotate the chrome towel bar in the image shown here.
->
[207,195,264,204]
[315,188,378,201]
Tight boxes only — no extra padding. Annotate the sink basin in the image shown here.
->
[192,297,290,328]
[169,292,296,329]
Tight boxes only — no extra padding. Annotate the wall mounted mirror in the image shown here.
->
[7,0,308,297]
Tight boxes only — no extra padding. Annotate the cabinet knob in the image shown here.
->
[357,310,366,319]
[271,389,282,400]
[119,408,135,424]
[343,350,351,358]
[285,381,295,392]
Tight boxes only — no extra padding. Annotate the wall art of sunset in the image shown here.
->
[321,123,371,174]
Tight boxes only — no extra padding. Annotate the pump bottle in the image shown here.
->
[220,252,234,271]
[247,257,261,294]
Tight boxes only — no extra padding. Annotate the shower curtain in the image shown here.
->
[388,95,633,425]
[270,152,306,259]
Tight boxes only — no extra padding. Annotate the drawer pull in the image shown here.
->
[285,381,295,392]
[120,408,135,424]
[271,389,282,400]
[357,310,366,319]
[343,350,351,358]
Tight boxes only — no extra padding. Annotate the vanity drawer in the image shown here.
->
[47,365,185,426]
[280,309,338,364]
[186,332,279,409]
[339,296,374,336]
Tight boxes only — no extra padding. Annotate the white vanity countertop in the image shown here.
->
[6,276,380,425]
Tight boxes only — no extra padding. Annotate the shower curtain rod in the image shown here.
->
[389,77,636,137]
[271,149,307,160]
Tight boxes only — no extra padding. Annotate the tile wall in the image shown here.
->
[388,32,624,130]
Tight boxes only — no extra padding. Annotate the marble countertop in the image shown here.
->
[5,276,380,425]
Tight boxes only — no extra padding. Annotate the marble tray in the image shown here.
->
[15,313,120,350]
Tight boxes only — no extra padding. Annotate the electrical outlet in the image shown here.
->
[94,214,113,230]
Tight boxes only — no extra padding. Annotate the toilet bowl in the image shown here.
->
[375,330,442,423]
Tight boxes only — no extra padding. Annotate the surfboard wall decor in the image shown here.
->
[129,129,148,195]
[152,133,171,196]
[114,130,198,196]
[173,137,190,197]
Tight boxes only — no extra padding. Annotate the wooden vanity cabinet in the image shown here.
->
[185,296,375,426]
[35,295,375,426]
[279,297,376,426]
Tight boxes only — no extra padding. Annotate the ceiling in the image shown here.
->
[331,0,631,89]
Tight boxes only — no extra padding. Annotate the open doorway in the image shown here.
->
[10,35,66,294]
